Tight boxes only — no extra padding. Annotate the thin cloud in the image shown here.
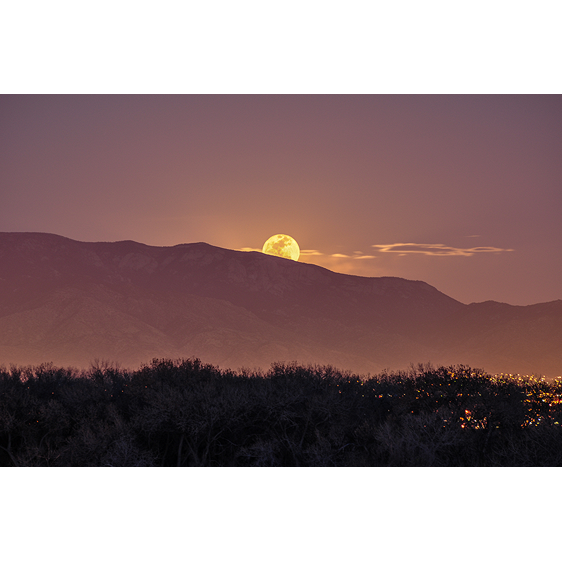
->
[237,248,324,257]
[372,243,514,257]
[237,247,262,252]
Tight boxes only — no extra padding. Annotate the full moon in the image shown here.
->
[262,234,300,261]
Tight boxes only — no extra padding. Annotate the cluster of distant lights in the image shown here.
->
[492,373,562,428]
[333,370,562,429]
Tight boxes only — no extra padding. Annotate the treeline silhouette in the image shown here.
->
[1,358,561,466]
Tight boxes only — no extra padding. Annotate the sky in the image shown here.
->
[0,95,562,305]
[1,95,561,305]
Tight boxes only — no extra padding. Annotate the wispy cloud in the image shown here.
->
[237,247,327,258]
[323,252,377,260]
[237,247,261,252]
[371,243,514,257]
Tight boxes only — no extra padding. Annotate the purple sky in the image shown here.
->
[1,95,561,305]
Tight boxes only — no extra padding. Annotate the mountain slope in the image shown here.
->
[0,232,560,376]
[429,300,562,376]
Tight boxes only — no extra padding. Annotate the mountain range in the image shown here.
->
[1,232,560,377]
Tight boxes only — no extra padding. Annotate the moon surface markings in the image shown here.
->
[262,234,300,261]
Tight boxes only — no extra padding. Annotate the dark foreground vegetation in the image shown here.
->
[1,358,561,466]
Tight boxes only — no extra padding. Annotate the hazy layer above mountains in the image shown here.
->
[1,232,561,377]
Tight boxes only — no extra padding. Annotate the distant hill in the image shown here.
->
[1,232,560,377]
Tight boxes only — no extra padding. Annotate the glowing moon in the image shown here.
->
[262,234,300,261]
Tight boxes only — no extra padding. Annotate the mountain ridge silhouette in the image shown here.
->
[1,232,560,377]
